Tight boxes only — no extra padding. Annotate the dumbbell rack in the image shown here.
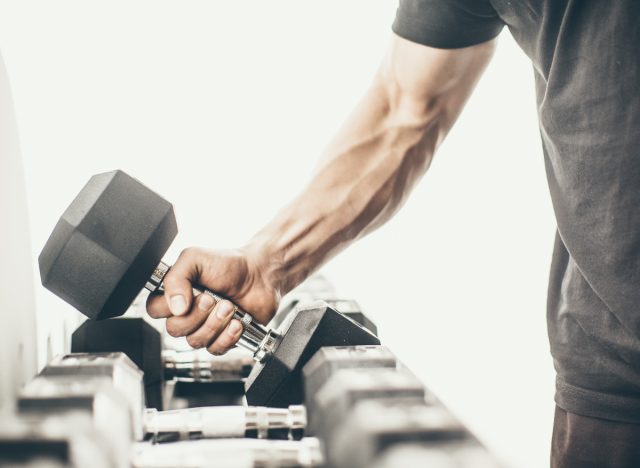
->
[0,277,504,468]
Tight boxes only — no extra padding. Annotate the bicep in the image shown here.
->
[379,34,497,130]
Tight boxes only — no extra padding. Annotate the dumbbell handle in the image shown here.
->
[145,261,280,360]
[144,405,306,440]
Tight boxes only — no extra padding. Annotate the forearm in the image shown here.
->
[246,37,495,296]
[247,76,443,294]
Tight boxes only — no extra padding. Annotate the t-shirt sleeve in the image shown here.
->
[392,0,505,49]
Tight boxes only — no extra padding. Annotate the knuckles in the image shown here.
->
[186,334,203,349]
[177,246,201,264]
[165,320,186,338]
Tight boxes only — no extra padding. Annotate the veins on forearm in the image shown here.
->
[255,110,442,293]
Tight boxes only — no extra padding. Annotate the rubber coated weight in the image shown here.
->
[368,442,503,468]
[40,352,145,441]
[308,367,427,437]
[71,318,252,409]
[39,170,177,320]
[245,301,380,408]
[72,318,164,409]
[273,298,378,336]
[326,399,468,468]
[18,375,132,468]
[39,352,305,443]
[302,345,397,407]
[0,413,114,468]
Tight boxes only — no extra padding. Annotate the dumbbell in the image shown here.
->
[40,352,145,440]
[301,345,397,432]
[325,399,470,468]
[273,297,378,336]
[273,274,377,334]
[18,375,132,468]
[38,353,307,442]
[165,347,253,409]
[71,317,253,409]
[0,413,115,468]
[39,170,380,407]
[132,438,323,468]
[368,441,504,468]
[144,405,306,442]
[306,367,428,437]
[301,347,503,467]
[302,345,397,403]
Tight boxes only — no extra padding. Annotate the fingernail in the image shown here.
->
[228,320,243,337]
[170,295,187,315]
[216,301,235,320]
[198,294,214,312]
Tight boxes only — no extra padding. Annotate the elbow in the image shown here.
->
[376,72,447,149]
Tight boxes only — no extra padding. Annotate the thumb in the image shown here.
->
[163,248,200,316]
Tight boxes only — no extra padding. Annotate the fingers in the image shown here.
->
[207,320,244,355]
[149,293,243,355]
[146,291,172,319]
[162,249,200,316]
[185,300,239,352]
[143,246,248,355]
[165,293,215,337]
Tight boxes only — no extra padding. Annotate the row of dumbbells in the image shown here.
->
[0,291,502,467]
[2,346,500,468]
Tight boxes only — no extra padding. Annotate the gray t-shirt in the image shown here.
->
[393,0,640,422]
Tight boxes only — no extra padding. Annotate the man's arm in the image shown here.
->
[147,34,496,354]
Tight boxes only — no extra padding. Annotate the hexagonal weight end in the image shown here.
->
[39,170,177,319]
[244,301,380,407]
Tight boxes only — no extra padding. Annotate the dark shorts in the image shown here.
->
[552,406,640,468]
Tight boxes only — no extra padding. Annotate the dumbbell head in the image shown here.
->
[302,345,397,406]
[245,301,380,407]
[274,297,378,336]
[309,367,427,437]
[0,413,114,468]
[368,441,502,468]
[326,399,468,468]
[39,170,177,320]
[323,299,378,336]
[40,352,145,441]
[71,318,165,409]
[18,375,132,468]
[71,318,255,409]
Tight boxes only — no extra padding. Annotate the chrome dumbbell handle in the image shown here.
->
[145,261,279,359]
[143,405,306,440]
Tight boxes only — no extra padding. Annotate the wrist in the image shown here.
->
[241,236,288,298]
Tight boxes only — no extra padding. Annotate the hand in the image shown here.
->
[146,247,280,355]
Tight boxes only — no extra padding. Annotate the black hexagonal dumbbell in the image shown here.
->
[272,275,378,335]
[71,317,253,409]
[35,353,308,443]
[301,345,398,433]
[302,345,398,406]
[273,296,378,337]
[306,367,428,438]
[39,170,379,408]
[0,412,115,468]
[18,373,133,468]
[327,399,504,468]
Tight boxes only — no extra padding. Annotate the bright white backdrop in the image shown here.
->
[0,1,556,467]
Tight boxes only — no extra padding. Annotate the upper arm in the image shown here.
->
[378,34,497,134]
[378,0,504,133]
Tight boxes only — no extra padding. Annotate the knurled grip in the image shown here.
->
[145,260,277,357]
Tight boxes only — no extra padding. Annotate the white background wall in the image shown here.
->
[0,1,556,467]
